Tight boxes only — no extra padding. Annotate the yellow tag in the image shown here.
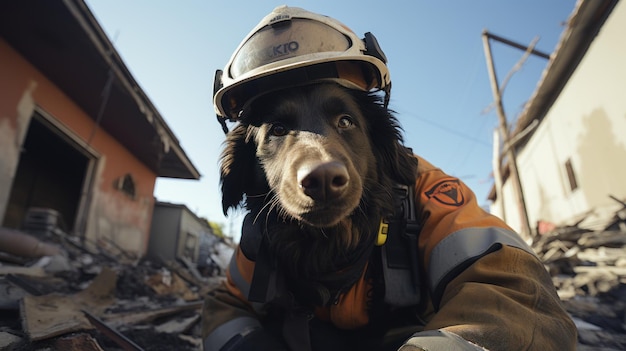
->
[376,219,388,246]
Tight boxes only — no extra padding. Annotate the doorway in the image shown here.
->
[2,112,93,235]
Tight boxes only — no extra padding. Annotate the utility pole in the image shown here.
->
[481,30,549,239]
[492,129,506,222]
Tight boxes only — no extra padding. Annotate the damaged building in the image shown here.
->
[488,0,626,237]
[487,1,626,349]
[0,0,233,349]
[0,0,201,258]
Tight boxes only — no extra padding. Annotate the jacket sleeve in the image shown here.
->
[400,157,577,351]
[201,247,286,351]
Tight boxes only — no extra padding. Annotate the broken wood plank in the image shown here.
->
[0,265,45,277]
[154,314,200,334]
[144,270,198,301]
[102,301,203,329]
[573,266,626,276]
[19,267,117,341]
[21,293,94,341]
[83,310,144,351]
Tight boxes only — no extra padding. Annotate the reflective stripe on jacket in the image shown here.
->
[201,155,577,350]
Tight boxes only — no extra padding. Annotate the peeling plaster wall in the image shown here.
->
[496,1,626,232]
[0,40,37,220]
[0,84,36,218]
[0,38,157,257]
[84,150,156,256]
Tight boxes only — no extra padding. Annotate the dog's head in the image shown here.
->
[220,83,416,229]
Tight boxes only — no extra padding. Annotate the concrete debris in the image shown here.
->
[0,227,230,350]
[0,331,22,349]
[532,202,626,350]
[6,201,626,350]
[154,314,201,334]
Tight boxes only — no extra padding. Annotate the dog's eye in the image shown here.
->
[270,123,288,136]
[337,115,354,129]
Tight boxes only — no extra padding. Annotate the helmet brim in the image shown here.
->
[214,56,388,120]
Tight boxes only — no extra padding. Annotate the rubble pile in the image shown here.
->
[3,202,626,350]
[0,227,228,351]
[532,203,626,351]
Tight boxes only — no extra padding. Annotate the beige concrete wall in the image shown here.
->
[495,1,626,233]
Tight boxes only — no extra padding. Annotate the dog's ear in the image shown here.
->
[220,124,260,215]
[355,91,418,185]
[373,127,418,185]
[389,143,419,185]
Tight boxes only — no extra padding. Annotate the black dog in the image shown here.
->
[219,82,417,307]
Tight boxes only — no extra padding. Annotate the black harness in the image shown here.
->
[380,185,422,307]
[239,185,423,350]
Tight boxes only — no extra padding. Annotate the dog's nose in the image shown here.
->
[298,161,349,201]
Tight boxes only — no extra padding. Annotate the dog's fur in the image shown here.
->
[220,83,417,306]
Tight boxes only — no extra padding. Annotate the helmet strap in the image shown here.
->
[383,82,392,109]
[214,69,230,134]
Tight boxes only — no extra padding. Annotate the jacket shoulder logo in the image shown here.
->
[424,178,465,207]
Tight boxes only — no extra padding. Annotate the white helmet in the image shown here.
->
[214,5,391,130]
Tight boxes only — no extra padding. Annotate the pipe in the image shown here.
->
[0,228,62,258]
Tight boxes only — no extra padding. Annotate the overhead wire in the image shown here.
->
[440,44,493,173]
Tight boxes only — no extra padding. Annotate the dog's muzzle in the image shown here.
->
[297,161,349,202]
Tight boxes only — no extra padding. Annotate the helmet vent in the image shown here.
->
[271,18,292,29]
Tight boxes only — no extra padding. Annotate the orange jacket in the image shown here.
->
[202,156,577,351]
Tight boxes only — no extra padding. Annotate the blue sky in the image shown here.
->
[85,1,577,240]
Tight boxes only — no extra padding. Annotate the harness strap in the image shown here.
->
[248,237,274,303]
[239,184,424,350]
[282,309,313,351]
[381,185,422,307]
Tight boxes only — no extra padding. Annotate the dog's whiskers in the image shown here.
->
[246,192,270,199]
[355,203,367,218]
[253,194,279,224]
[318,228,329,239]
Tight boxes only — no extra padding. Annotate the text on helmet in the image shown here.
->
[271,41,300,57]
